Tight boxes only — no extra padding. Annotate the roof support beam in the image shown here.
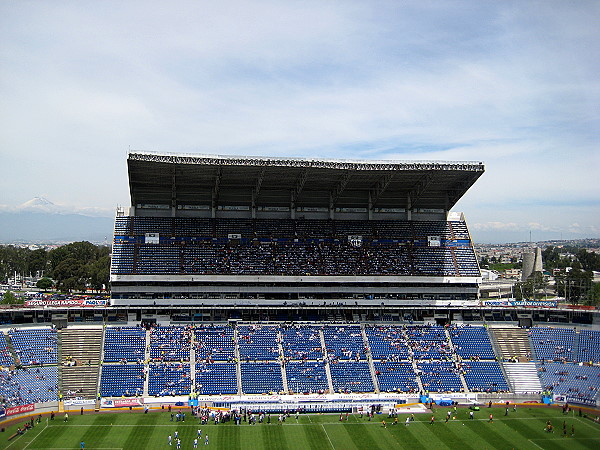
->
[211,168,222,216]
[171,168,177,216]
[370,172,395,208]
[331,170,352,206]
[254,167,266,197]
[295,168,309,196]
[407,172,435,210]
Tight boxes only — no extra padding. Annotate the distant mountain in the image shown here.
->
[0,210,114,244]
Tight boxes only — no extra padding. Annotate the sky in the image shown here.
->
[0,0,598,244]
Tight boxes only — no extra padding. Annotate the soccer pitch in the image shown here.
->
[3,407,599,450]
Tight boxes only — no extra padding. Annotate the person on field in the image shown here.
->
[168,434,172,446]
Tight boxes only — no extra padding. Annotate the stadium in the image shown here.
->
[1,151,599,449]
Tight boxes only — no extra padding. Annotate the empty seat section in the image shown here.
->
[148,363,191,396]
[374,362,418,392]
[195,363,237,394]
[407,326,452,360]
[238,325,279,361]
[285,361,328,393]
[449,325,495,359]
[103,327,146,362]
[323,326,365,361]
[9,328,58,366]
[194,325,235,361]
[1,367,59,405]
[150,326,191,362]
[530,327,577,362]
[537,362,600,403]
[330,361,374,392]
[577,330,600,364]
[281,326,323,360]
[241,362,283,394]
[365,326,410,361]
[100,364,144,397]
[462,361,508,392]
[0,333,14,366]
[418,361,462,392]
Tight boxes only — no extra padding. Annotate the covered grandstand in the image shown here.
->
[111,152,485,312]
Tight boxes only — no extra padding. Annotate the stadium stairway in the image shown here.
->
[277,333,290,393]
[234,327,242,395]
[320,329,335,393]
[143,328,151,396]
[488,326,532,361]
[445,328,470,392]
[362,325,380,393]
[502,362,542,394]
[60,327,103,399]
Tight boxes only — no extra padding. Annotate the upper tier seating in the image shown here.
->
[450,325,496,360]
[530,327,577,362]
[462,361,508,392]
[281,326,324,360]
[238,325,280,361]
[103,327,146,362]
[9,328,57,366]
[112,218,480,277]
[323,326,365,361]
[194,325,235,361]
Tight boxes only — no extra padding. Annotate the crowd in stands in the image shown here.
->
[1,323,599,408]
[538,362,600,403]
[112,217,480,278]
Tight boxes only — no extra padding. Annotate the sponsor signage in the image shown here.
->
[64,399,96,406]
[482,300,557,308]
[5,403,35,416]
[101,398,144,408]
[25,298,109,307]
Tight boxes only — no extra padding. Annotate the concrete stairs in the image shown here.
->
[503,362,542,394]
[60,327,103,399]
[489,327,532,361]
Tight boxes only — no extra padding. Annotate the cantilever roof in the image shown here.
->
[127,151,484,210]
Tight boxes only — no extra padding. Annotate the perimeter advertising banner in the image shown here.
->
[482,300,557,308]
[4,403,35,417]
[24,298,109,307]
[101,398,144,408]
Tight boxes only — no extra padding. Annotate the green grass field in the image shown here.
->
[3,406,599,450]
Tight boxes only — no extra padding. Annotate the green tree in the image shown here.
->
[36,277,54,291]
[2,290,23,305]
[88,255,110,291]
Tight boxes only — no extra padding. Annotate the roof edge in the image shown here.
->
[128,150,485,172]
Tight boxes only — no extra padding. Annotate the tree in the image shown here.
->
[88,255,110,291]
[36,277,54,291]
[2,290,23,305]
[555,268,593,304]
